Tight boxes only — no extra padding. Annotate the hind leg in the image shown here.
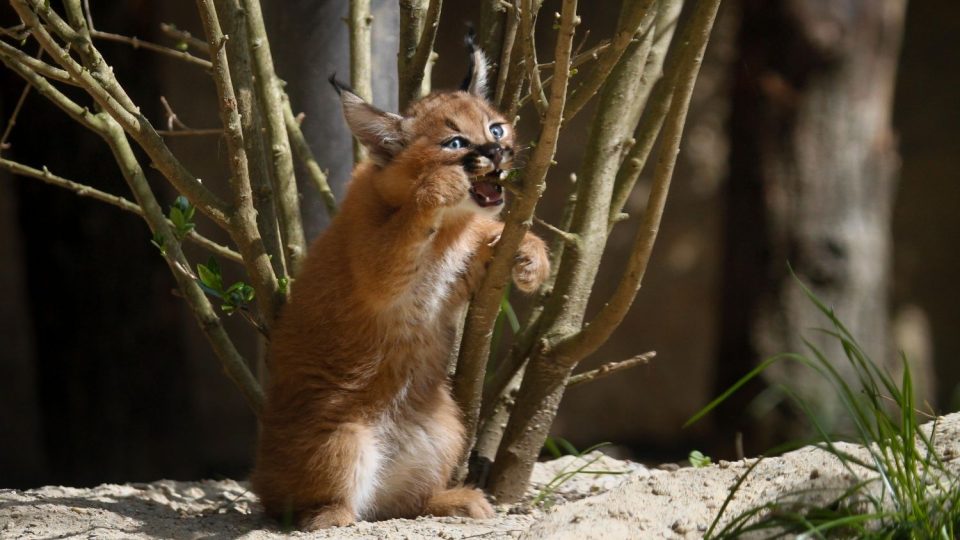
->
[254,421,382,530]
[424,487,495,518]
[298,503,356,530]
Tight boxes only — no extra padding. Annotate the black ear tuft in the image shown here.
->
[460,23,489,98]
[464,22,478,52]
[328,73,355,96]
[460,24,478,92]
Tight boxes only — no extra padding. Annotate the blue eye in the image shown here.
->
[443,136,469,149]
[489,124,505,140]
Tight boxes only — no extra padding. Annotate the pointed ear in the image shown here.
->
[459,28,490,99]
[329,75,405,166]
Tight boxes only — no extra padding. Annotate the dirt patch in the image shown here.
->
[3,413,957,539]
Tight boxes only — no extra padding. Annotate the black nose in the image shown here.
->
[475,143,504,166]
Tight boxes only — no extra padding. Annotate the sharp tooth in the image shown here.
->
[499,170,507,181]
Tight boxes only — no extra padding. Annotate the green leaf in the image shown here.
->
[557,437,580,457]
[689,450,712,468]
[168,196,196,239]
[543,437,562,459]
[175,41,189,52]
[278,276,289,294]
[197,258,223,293]
[170,206,185,229]
[150,232,166,255]
[500,296,521,333]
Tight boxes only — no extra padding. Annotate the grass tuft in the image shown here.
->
[692,277,959,539]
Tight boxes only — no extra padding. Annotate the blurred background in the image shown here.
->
[1,0,957,488]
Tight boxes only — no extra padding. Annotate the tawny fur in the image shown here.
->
[251,83,550,530]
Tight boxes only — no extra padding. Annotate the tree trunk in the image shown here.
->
[717,0,907,449]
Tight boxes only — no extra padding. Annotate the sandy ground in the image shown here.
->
[3,413,957,539]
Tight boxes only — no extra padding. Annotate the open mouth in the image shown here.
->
[469,170,505,208]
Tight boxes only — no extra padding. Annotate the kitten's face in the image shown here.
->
[331,44,513,215]
[403,92,515,213]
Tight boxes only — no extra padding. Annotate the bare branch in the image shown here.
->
[100,118,263,413]
[533,215,579,246]
[159,22,212,55]
[0,40,105,131]
[454,0,579,477]
[88,28,213,68]
[348,0,373,162]
[239,0,307,275]
[398,0,443,109]
[0,157,242,263]
[284,101,337,218]
[551,0,721,366]
[196,0,283,323]
[0,58,34,153]
[609,0,684,225]
[156,128,224,137]
[0,24,30,40]
[0,40,76,86]
[156,96,223,136]
[494,0,520,110]
[215,0,287,293]
[563,0,657,124]
[12,0,232,227]
[538,38,610,70]
[520,0,547,116]
[566,351,655,387]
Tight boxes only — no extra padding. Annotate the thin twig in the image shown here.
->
[563,0,657,124]
[551,0,721,365]
[160,95,190,130]
[537,40,610,70]
[217,0,287,290]
[520,0,547,116]
[284,101,337,217]
[567,351,656,387]
[14,0,231,227]
[533,215,579,246]
[159,22,211,55]
[0,39,76,86]
[158,96,223,136]
[0,24,30,40]
[157,128,224,137]
[239,0,307,275]
[101,117,264,413]
[494,0,520,110]
[0,49,37,153]
[609,0,685,224]
[398,0,443,109]
[0,37,106,132]
[89,29,212,68]
[454,0,579,481]
[0,157,243,263]
[348,0,373,162]
[196,0,283,324]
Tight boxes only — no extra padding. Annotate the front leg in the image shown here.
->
[458,220,550,301]
[414,162,473,212]
[511,231,550,293]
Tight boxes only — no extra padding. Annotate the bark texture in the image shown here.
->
[717,0,907,447]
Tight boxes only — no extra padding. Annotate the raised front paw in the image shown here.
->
[513,233,550,293]
[416,166,471,209]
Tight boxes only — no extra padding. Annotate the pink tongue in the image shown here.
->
[470,181,503,207]
[472,181,501,201]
